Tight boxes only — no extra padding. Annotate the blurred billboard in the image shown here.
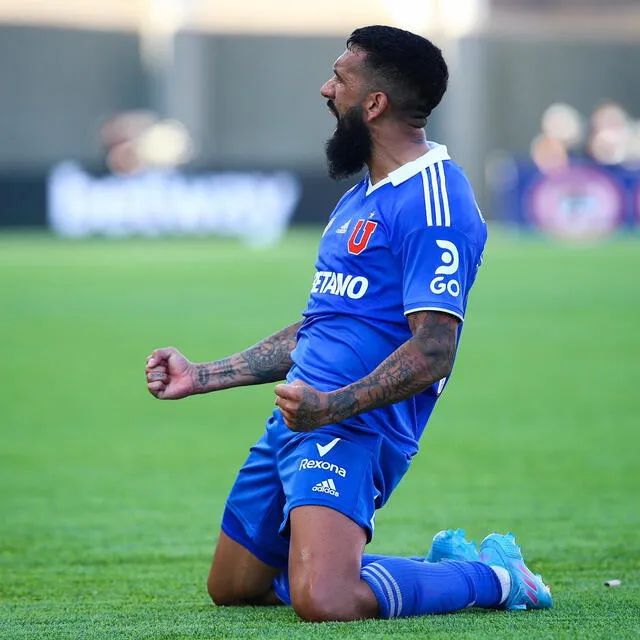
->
[0,0,638,239]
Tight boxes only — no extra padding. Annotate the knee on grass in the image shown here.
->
[290,577,372,622]
[207,575,240,606]
[207,573,260,606]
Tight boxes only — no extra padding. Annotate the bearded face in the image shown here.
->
[325,102,373,181]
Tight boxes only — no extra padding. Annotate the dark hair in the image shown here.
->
[347,25,449,128]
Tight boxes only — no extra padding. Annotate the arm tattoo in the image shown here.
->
[217,357,236,382]
[197,365,212,387]
[241,324,298,380]
[191,321,301,393]
[325,312,459,422]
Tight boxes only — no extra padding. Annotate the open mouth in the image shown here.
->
[327,101,339,119]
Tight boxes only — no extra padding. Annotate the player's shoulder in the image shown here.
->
[379,144,486,241]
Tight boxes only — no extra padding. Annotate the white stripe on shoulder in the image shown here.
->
[436,161,451,227]
[428,164,442,226]
[420,169,433,226]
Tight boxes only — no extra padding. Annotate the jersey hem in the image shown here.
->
[403,306,465,322]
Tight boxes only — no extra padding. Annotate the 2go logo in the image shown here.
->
[429,240,460,297]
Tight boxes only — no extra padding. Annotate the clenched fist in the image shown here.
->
[145,347,195,400]
[274,380,332,431]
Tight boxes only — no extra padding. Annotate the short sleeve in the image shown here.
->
[402,226,478,321]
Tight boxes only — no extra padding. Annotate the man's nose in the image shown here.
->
[320,79,334,99]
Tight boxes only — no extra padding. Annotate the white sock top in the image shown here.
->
[490,565,511,604]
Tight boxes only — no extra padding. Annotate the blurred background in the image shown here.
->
[1,0,640,240]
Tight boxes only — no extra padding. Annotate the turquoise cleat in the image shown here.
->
[479,532,553,610]
[425,528,480,563]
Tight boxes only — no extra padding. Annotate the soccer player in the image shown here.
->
[145,25,552,622]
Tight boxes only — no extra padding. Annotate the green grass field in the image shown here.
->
[1,229,639,639]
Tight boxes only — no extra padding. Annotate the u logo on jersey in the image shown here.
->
[347,220,378,255]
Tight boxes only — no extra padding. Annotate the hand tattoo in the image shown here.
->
[290,387,327,431]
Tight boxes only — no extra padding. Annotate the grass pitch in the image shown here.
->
[1,229,639,639]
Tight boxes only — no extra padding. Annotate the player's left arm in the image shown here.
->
[274,310,459,431]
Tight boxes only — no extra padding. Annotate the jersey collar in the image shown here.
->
[365,143,450,196]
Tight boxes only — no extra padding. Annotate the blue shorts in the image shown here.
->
[221,410,411,569]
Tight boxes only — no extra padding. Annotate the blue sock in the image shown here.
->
[272,553,424,605]
[361,558,502,618]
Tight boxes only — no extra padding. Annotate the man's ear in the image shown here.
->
[363,91,389,123]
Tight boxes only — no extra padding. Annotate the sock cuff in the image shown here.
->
[489,565,511,604]
[361,562,402,619]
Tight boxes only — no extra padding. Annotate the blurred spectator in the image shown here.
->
[530,102,583,173]
[99,111,195,175]
[530,134,569,173]
[541,102,584,149]
[587,101,629,165]
[530,100,640,171]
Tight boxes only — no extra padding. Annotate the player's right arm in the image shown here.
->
[145,321,301,400]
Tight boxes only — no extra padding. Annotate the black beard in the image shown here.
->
[325,105,372,181]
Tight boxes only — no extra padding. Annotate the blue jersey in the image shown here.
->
[288,144,487,455]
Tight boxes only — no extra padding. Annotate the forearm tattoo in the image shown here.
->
[241,325,298,380]
[197,365,212,387]
[192,321,301,392]
[326,312,458,423]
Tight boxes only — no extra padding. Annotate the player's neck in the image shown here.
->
[367,126,429,185]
